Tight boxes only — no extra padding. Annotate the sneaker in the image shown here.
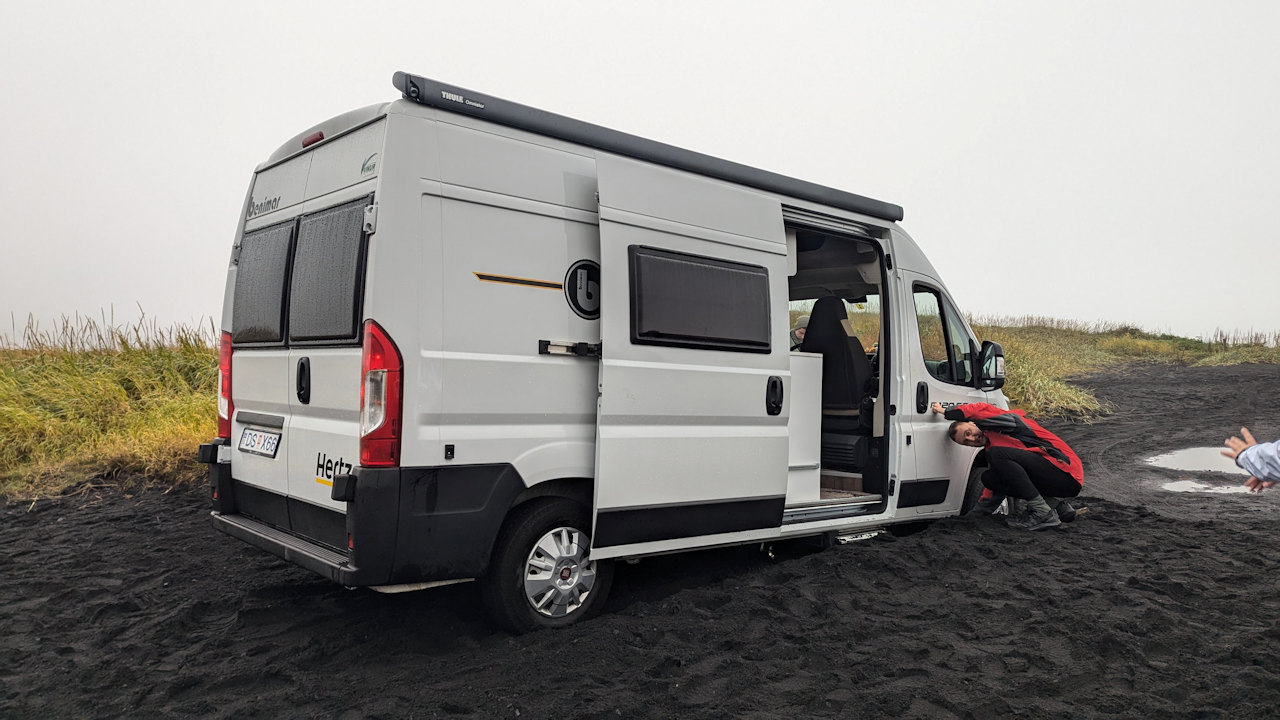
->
[1049,497,1077,523]
[1007,507,1061,531]
[965,494,1006,517]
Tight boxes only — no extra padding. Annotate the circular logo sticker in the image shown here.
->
[564,260,600,319]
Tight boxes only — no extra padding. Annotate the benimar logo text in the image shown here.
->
[247,195,280,219]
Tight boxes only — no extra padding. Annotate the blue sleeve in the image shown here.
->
[1238,440,1280,483]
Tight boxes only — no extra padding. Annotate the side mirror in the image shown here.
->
[975,340,1006,391]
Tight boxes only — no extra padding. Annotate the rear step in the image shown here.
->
[834,529,885,544]
[781,493,883,524]
[212,512,349,580]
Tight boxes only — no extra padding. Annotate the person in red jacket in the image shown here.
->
[931,401,1084,530]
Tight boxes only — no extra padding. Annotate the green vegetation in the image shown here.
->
[1,313,1277,500]
[0,315,217,499]
[971,317,1280,417]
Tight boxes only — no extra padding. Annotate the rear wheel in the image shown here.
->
[480,498,614,633]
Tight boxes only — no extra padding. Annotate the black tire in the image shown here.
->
[959,464,987,515]
[480,498,614,633]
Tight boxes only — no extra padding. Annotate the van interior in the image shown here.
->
[784,227,888,520]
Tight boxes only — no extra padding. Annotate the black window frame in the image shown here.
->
[911,283,975,388]
[286,197,373,347]
[628,245,771,354]
[230,219,296,347]
[230,194,373,349]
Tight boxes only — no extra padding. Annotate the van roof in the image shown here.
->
[392,71,904,223]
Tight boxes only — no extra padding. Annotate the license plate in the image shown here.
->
[238,428,281,458]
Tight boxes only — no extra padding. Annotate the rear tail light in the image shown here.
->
[217,331,234,439]
[359,320,403,467]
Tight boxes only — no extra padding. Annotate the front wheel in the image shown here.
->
[480,498,614,633]
[959,464,987,515]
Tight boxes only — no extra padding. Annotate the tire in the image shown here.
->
[480,498,614,633]
[959,464,987,515]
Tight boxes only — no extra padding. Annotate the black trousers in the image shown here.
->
[981,446,1081,501]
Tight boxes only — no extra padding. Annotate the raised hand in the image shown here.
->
[1222,427,1258,460]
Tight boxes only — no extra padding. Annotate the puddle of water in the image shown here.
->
[1146,446,1252,493]
[1160,480,1250,494]
[1144,447,1245,475]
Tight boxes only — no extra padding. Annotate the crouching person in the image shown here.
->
[932,402,1084,530]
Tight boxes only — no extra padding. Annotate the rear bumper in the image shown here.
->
[211,510,359,583]
[201,444,525,586]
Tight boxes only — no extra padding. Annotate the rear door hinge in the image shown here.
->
[888,475,897,496]
[539,340,602,358]
[363,204,379,235]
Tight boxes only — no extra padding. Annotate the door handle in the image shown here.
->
[765,376,784,416]
[297,357,311,405]
[916,381,928,414]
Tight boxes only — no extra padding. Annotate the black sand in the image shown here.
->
[4,364,1280,718]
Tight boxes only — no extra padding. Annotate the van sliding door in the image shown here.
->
[592,154,791,559]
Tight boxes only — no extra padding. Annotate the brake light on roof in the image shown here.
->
[359,320,403,467]
[217,331,234,439]
[302,131,324,148]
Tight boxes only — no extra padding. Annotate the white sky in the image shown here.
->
[2,0,1277,341]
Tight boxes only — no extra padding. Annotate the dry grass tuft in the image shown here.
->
[0,312,216,499]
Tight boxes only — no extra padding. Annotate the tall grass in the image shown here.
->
[970,316,1280,417]
[1,311,1276,500]
[0,314,217,499]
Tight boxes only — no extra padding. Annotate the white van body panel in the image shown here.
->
[228,352,291,495]
[592,154,791,559]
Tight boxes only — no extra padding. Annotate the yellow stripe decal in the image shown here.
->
[473,272,563,290]
[315,477,333,487]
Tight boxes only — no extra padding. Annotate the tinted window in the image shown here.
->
[913,289,948,373]
[630,246,770,353]
[232,222,294,344]
[288,198,368,342]
[913,284,975,386]
[941,295,975,384]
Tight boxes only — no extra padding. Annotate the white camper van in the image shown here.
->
[200,71,1008,633]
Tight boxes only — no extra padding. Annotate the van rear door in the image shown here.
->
[592,154,791,559]
[283,196,371,515]
[229,217,300,500]
[229,119,384,540]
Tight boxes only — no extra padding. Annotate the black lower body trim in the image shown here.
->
[594,495,785,548]
[208,461,526,586]
[897,478,950,508]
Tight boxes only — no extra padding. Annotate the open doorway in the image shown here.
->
[783,226,890,517]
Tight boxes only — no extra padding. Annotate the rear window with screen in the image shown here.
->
[288,198,368,342]
[231,222,294,344]
[629,245,770,353]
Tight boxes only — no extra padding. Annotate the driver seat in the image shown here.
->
[798,296,874,413]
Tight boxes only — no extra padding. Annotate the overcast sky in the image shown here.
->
[2,1,1277,342]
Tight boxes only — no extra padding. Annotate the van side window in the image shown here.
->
[231,221,294,344]
[629,245,770,353]
[912,285,974,386]
[288,198,369,342]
